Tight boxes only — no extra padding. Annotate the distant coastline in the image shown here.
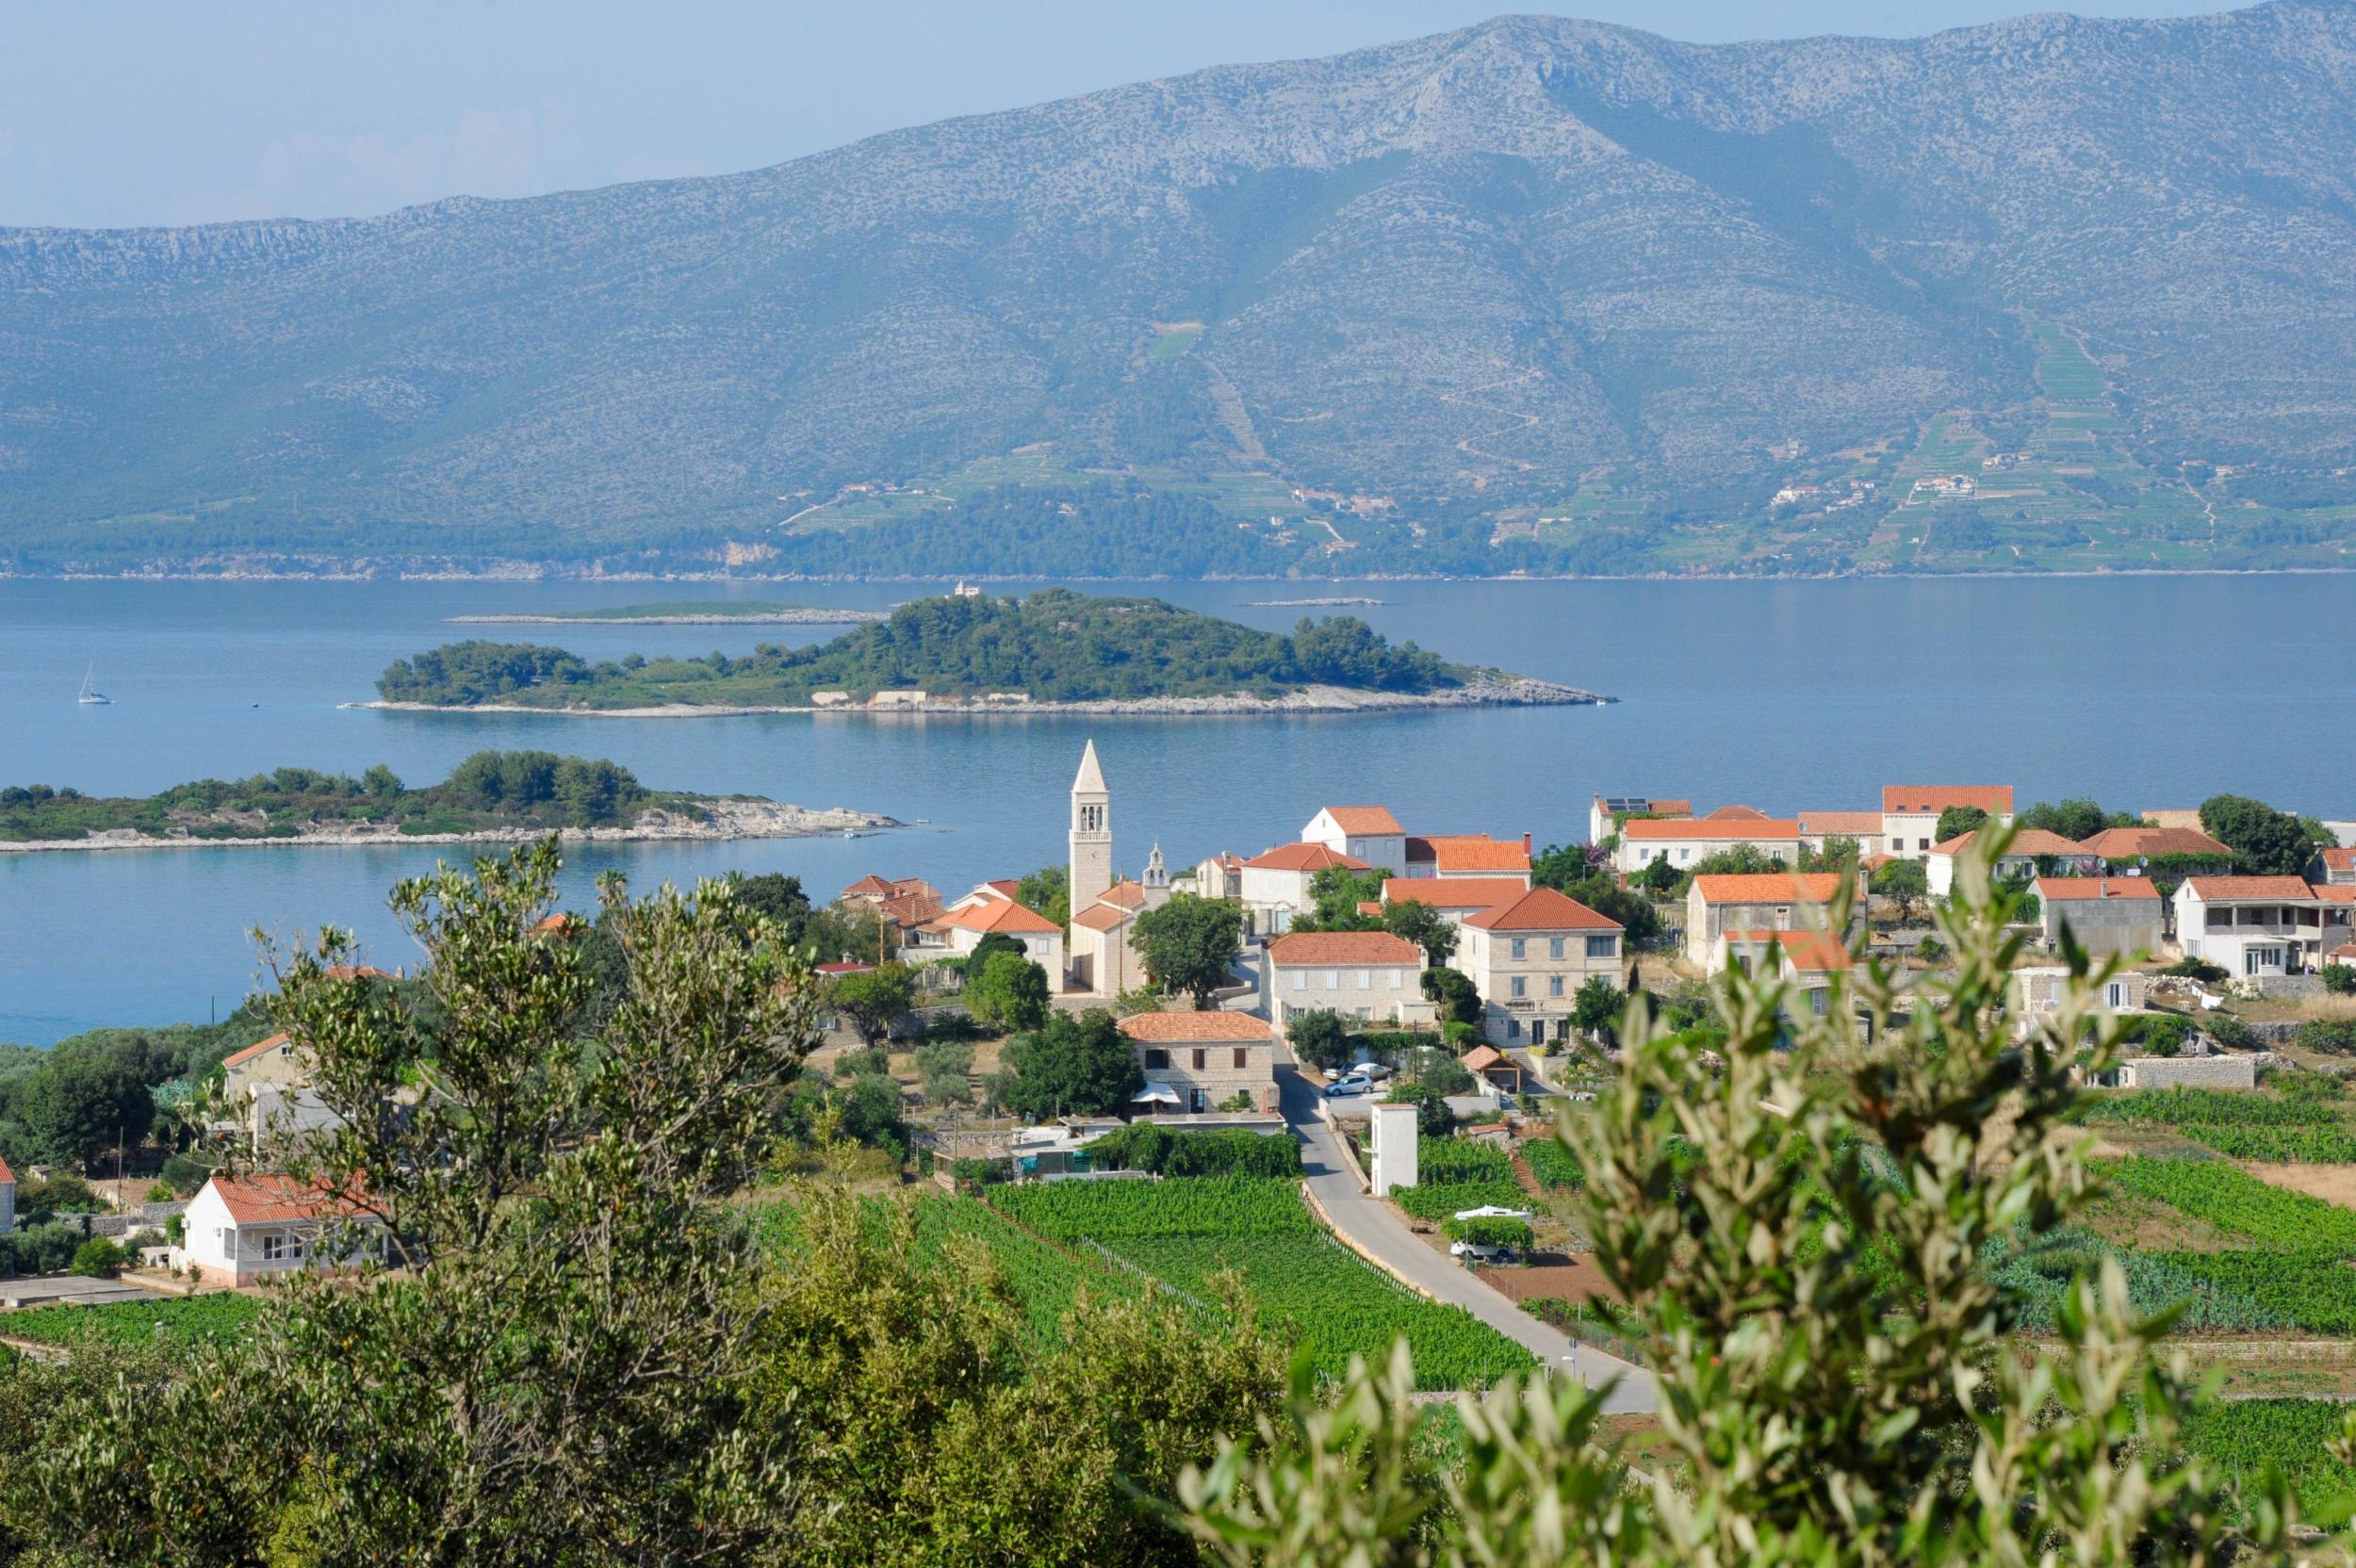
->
[449,601,891,626]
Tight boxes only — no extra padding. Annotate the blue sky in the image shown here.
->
[2,1,2229,228]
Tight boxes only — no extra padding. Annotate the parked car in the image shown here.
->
[1449,1238,1516,1262]
[1346,1058,1395,1082]
[1322,1074,1375,1099]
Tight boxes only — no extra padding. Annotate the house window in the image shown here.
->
[1548,937,1564,959]
[1918,838,1930,852]
[1325,971,1338,990]
[1511,938,1527,960]
[1507,1018,1521,1039]
[2105,982,2127,1008]
[1586,935,1616,959]
[260,1233,286,1262]
[1354,969,1370,989]
[1808,989,1830,1016]
[1677,848,1691,862]
[1549,975,1564,997]
[1144,1049,1170,1069]
[1291,970,1306,989]
[1233,1048,1248,1070]
[1890,838,1903,852]
[218,1227,231,1256]
[1192,1048,1206,1070]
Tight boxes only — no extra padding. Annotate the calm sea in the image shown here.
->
[3,573,2350,1042]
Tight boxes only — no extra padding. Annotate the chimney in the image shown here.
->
[1522,831,1532,857]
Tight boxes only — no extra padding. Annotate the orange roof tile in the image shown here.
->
[930,899,1062,936]
[841,874,896,898]
[1463,886,1621,932]
[1099,881,1147,909]
[1931,828,2087,858]
[1882,785,2014,816]
[0,1154,13,1184]
[1460,1044,1513,1072]
[208,1172,368,1225]
[1382,876,1531,910]
[221,1032,293,1071]
[1623,817,1799,841]
[2080,825,2233,859]
[1245,842,1369,874]
[2180,876,2318,902]
[1407,834,1531,873]
[1317,806,1404,835]
[1703,804,1770,821]
[1119,1011,1273,1042]
[1071,904,1129,932]
[1692,873,1844,905]
[2323,847,2356,871]
[1267,931,1422,967]
[1727,929,1853,972]
[2037,877,2164,903]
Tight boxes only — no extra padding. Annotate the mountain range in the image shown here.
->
[5,2,2355,578]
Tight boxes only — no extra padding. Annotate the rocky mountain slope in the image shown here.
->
[5,3,2353,575]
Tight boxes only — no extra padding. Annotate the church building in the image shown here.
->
[1062,740,1177,997]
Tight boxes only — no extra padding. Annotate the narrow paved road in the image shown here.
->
[1279,1066,1657,1414]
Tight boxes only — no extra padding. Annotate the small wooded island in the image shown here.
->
[448,600,890,626]
[373,588,1605,715]
[0,752,894,852]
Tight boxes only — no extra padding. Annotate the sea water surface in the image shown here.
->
[4,573,2352,1042]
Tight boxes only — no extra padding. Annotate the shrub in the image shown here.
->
[1419,1055,1476,1096]
[2163,957,2227,984]
[69,1237,123,1279]
[1285,1010,1355,1072]
[835,1045,892,1079]
[1385,1081,1453,1137]
[2120,1012,2194,1058]
[1441,1215,1532,1250]
[2325,964,2356,996]
[2202,1014,2259,1054]
[2298,1020,2356,1055]
[1086,1124,1303,1179]
[949,1156,1005,1189]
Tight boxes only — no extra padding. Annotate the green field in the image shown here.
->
[988,1177,1535,1389]
[1146,322,1204,362]
[0,1293,259,1348]
[2029,319,2109,404]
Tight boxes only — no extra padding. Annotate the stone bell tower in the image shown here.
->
[1070,739,1112,915]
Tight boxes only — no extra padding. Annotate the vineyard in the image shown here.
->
[2182,1399,2356,1513]
[1522,1139,1584,1192]
[2096,1157,2356,1251]
[2084,1087,2356,1164]
[986,1177,1534,1389]
[0,1293,259,1348]
[911,1195,1139,1348]
[1391,1140,1529,1222]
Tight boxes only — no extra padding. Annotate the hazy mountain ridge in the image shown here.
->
[5,2,2355,575]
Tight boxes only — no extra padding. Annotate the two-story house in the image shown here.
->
[1880,786,2015,858]
[1685,873,1846,970]
[2171,876,2350,976]
[1118,1012,1278,1114]
[1261,930,1431,1037]
[1454,887,1624,1048]
[914,897,1065,976]
[2318,846,2356,886]
[1588,795,1693,843]
[2035,876,2167,956]
[1380,876,1536,925]
[1615,812,1801,876]
[1300,806,1407,871]
[1239,842,1368,935]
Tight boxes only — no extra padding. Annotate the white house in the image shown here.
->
[1380,876,1533,925]
[1402,834,1531,882]
[1261,930,1431,1037]
[1881,786,2014,858]
[1588,795,1693,844]
[1301,806,1407,872]
[1686,873,1846,969]
[1795,810,1883,854]
[1925,828,2092,898]
[1454,887,1623,1047]
[1240,841,1368,935]
[1617,813,1801,876]
[173,1172,383,1288]
[1118,1011,1278,1115]
[2173,876,2349,977]
[0,1153,13,1234]
[914,897,1066,977]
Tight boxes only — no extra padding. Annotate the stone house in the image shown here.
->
[2036,876,2166,956]
[1239,841,1368,935]
[1453,886,1624,1048]
[1402,834,1531,882]
[1685,873,1846,970]
[1925,828,2092,898]
[1118,1011,1278,1115]
[1261,930,1431,1037]
[1380,876,1534,926]
[1588,795,1693,844]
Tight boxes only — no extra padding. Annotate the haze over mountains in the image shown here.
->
[5,2,2355,578]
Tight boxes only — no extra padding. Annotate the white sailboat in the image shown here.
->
[76,663,111,705]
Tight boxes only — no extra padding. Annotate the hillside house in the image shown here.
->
[173,1173,384,1288]
[1261,930,1431,1037]
[1716,928,1855,1027]
[1616,813,1801,876]
[2036,876,2167,956]
[1924,828,2092,897]
[1796,810,1884,854]
[1881,786,2015,858]
[1300,806,1407,872]
[1454,887,1624,1048]
[1240,841,1368,935]
[1403,833,1532,881]
[1192,852,1246,900]
[2319,846,2356,886]
[914,897,1065,977]
[1380,876,1535,925]
[1118,1012,1277,1115]
[2079,825,2232,864]
[1686,873,1847,970]
[2171,877,2350,977]
[1588,795,1693,843]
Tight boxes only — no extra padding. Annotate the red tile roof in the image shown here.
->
[221,1032,294,1071]
[1070,904,1130,932]
[2180,876,2318,902]
[1406,834,1531,873]
[1881,786,2014,816]
[2080,825,2233,859]
[1246,842,1369,874]
[1703,804,1770,821]
[1798,811,1883,838]
[1119,1011,1273,1042]
[1267,931,1422,967]
[1317,805,1405,835]
[2036,876,2164,903]
[1930,828,2086,858]
[1622,817,1800,842]
[813,961,875,975]
[208,1172,368,1225]
[1729,929,1854,972]
[1463,886,1621,932]
[1099,881,1147,909]
[1692,873,1844,905]
[1382,876,1531,911]
[0,1154,13,1184]
[1460,1044,1513,1072]
[929,899,1063,936]
[319,965,392,982]
[2322,847,2356,871]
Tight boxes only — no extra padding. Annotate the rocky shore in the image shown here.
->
[356,672,1608,719]
[0,798,898,855]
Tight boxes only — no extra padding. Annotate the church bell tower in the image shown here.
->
[1069,739,1112,915]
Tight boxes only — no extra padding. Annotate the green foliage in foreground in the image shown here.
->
[0,1293,259,1348]
[377,588,1471,709]
[0,749,656,842]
